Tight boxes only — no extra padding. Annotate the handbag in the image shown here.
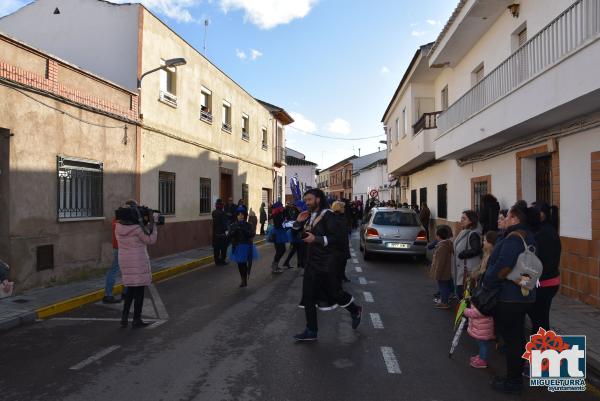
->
[470,282,500,316]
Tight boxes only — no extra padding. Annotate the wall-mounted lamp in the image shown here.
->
[508,3,520,18]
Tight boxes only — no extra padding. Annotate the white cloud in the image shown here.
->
[112,0,197,23]
[426,19,440,26]
[380,66,390,75]
[0,0,27,17]
[236,48,247,59]
[411,30,427,37]
[289,112,317,134]
[325,118,351,135]
[250,48,263,60]
[220,0,317,29]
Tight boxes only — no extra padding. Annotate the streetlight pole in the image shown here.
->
[137,57,187,89]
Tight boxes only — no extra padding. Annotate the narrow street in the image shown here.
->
[1,237,598,401]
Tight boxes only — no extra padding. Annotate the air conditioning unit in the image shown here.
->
[159,91,178,106]
[401,176,409,188]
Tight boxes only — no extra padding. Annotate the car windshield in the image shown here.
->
[372,211,419,226]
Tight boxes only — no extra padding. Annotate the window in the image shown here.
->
[200,87,212,123]
[419,187,427,206]
[373,211,419,227]
[395,118,400,143]
[471,175,491,216]
[518,27,528,47]
[222,101,232,133]
[242,183,249,207]
[402,108,408,138]
[199,177,211,214]
[261,127,268,150]
[242,113,249,141]
[441,85,448,111]
[57,156,103,220]
[472,63,484,86]
[437,184,447,219]
[159,171,176,215]
[159,61,177,106]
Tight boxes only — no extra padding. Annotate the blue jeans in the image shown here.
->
[105,249,121,297]
[437,280,452,304]
[478,339,491,361]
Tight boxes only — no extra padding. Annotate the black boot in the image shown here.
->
[120,311,129,328]
[132,319,150,329]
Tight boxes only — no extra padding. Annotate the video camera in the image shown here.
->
[115,205,165,227]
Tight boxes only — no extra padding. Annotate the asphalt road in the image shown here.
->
[1,235,599,401]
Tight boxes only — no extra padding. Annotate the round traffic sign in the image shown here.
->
[369,189,379,198]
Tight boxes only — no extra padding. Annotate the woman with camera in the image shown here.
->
[116,200,158,328]
[228,206,259,287]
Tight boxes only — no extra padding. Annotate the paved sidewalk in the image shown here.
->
[0,244,220,332]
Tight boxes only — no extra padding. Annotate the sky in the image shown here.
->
[0,0,457,169]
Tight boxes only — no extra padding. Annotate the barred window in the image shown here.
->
[200,177,211,214]
[57,156,103,220]
[242,183,249,207]
[159,171,176,215]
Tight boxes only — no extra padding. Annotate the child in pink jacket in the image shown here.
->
[463,305,495,368]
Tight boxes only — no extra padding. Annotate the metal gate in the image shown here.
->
[536,156,552,204]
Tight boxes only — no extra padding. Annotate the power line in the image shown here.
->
[287,125,384,140]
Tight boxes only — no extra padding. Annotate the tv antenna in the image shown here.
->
[203,19,210,54]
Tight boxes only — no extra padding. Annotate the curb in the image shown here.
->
[32,239,266,321]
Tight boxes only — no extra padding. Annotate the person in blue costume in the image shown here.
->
[228,206,259,288]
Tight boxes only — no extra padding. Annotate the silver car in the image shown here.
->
[359,207,428,260]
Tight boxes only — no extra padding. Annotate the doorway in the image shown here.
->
[410,189,417,207]
[419,187,427,207]
[220,172,233,202]
[536,155,552,204]
[262,188,271,206]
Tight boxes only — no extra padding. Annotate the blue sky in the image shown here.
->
[0,0,457,168]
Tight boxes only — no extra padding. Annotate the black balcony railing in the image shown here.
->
[275,146,286,166]
[200,108,213,123]
[222,122,232,133]
[412,111,441,134]
[242,129,249,141]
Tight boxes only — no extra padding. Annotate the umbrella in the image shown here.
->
[449,280,472,358]
[449,317,468,358]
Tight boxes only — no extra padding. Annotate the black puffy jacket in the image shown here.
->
[295,210,342,273]
[228,221,255,246]
[534,221,561,281]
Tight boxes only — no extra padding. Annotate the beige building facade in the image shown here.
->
[0,33,140,290]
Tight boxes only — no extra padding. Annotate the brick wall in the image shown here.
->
[559,151,600,307]
[0,35,139,122]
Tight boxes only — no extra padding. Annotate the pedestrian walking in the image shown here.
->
[453,210,482,299]
[269,201,288,274]
[483,204,536,394]
[419,202,431,240]
[528,200,561,334]
[332,201,351,283]
[102,217,125,304]
[292,189,363,342]
[259,202,267,235]
[212,199,229,265]
[115,201,159,329]
[480,194,500,234]
[282,201,306,269]
[228,206,259,288]
[429,225,453,309]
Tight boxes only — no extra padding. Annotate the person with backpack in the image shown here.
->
[483,204,536,395]
[453,210,482,299]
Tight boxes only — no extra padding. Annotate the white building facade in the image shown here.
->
[285,148,317,203]
[351,150,390,203]
[383,0,600,308]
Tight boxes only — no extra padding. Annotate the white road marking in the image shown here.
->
[355,266,363,272]
[358,277,368,285]
[148,284,170,320]
[370,313,384,329]
[352,258,359,263]
[69,345,121,371]
[363,291,374,303]
[148,320,167,330]
[52,317,160,322]
[381,346,402,374]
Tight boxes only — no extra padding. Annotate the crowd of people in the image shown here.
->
[428,195,561,395]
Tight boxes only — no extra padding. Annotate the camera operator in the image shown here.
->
[115,200,158,329]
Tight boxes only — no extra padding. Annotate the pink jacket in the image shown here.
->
[116,223,157,287]
[463,305,495,341]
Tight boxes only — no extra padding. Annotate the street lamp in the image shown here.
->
[137,57,187,89]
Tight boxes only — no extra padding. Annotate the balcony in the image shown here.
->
[274,146,286,167]
[222,122,232,133]
[242,129,249,141]
[436,0,600,159]
[413,111,441,134]
[262,142,268,150]
[200,107,212,124]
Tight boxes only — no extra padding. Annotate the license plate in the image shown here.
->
[386,243,409,249]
